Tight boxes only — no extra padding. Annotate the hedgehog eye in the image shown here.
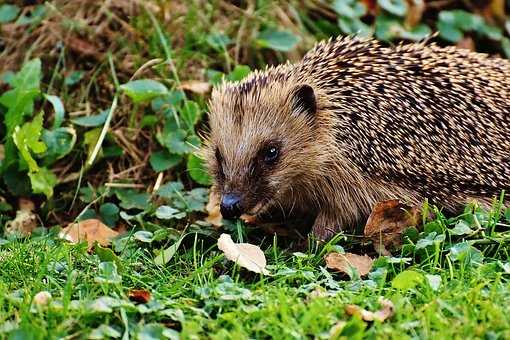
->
[263,146,279,165]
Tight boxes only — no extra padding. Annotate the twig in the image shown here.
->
[105,183,145,189]
[87,94,118,166]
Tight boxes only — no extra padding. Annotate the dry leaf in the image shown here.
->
[33,291,52,306]
[59,219,119,249]
[66,36,101,57]
[324,252,373,277]
[405,0,425,27]
[364,200,421,256]
[128,289,151,303]
[205,191,223,227]
[361,0,377,14]
[345,298,395,322]
[217,234,269,275]
[179,80,211,94]
[456,36,475,51]
[4,199,38,237]
[483,0,505,22]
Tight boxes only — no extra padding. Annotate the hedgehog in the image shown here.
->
[204,36,510,240]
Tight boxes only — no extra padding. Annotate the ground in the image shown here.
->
[0,1,510,339]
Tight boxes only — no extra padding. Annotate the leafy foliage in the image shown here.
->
[0,1,510,337]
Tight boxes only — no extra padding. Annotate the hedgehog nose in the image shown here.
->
[220,193,243,219]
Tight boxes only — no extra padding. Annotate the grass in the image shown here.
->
[1,204,510,338]
[1,1,510,338]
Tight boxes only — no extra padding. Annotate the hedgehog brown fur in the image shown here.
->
[204,36,510,240]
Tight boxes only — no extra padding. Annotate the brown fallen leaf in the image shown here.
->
[59,219,119,249]
[483,0,505,23]
[217,233,269,275]
[345,298,395,322]
[324,252,373,277]
[128,289,151,303]
[456,36,475,51]
[179,80,211,94]
[4,199,38,237]
[405,0,425,27]
[66,36,101,58]
[364,200,421,256]
[205,191,223,227]
[361,0,377,14]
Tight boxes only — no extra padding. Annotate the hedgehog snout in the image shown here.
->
[220,192,244,219]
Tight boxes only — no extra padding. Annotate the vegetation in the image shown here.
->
[0,0,509,338]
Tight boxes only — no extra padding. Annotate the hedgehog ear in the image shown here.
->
[291,84,316,118]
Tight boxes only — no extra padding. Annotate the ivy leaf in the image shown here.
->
[399,24,432,41]
[71,110,108,127]
[115,189,151,210]
[28,167,57,198]
[15,4,45,25]
[391,270,424,290]
[174,188,209,212]
[415,232,445,250]
[1,59,41,135]
[99,203,120,227]
[158,129,199,155]
[44,94,65,129]
[149,150,182,172]
[227,65,251,82]
[95,262,122,285]
[41,127,77,164]
[120,79,168,103]
[0,4,20,23]
[437,20,463,42]
[133,231,154,243]
[338,17,372,37]
[187,154,212,185]
[449,242,483,267]
[257,29,300,52]
[156,181,185,200]
[449,221,473,236]
[333,0,366,19]
[12,112,46,172]
[155,206,186,220]
[378,0,408,17]
[180,100,201,132]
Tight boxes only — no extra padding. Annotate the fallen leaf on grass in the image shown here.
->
[364,200,421,256]
[128,289,151,303]
[59,219,119,249]
[4,199,38,237]
[325,252,373,277]
[345,298,395,322]
[205,191,222,227]
[178,80,211,94]
[217,234,269,275]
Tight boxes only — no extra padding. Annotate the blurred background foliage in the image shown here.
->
[0,0,509,231]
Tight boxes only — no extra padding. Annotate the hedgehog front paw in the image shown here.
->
[311,213,342,242]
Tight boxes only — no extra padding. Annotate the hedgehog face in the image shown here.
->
[206,80,321,220]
